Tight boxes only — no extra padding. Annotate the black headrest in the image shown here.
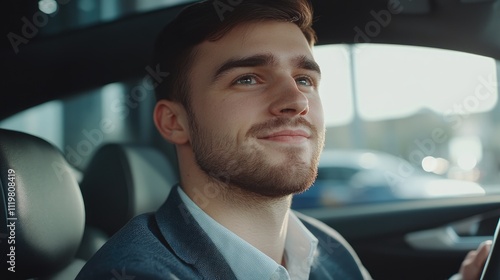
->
[0,129,85,279]
[80,143,177,236]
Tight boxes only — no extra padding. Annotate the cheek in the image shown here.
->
[222,101,258,131]
[309,97,325,127]
[194,97,256,135]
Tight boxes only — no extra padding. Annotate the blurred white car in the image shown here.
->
[292,149,485,209]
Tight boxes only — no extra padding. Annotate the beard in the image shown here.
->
[188,113,325,198]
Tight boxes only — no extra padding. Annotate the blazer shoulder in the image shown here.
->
[76,213,198,280]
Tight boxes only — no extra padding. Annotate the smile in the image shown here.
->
[258,130,310,143]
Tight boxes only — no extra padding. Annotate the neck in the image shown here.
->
[180,170,291,264]
[177,146,293,264]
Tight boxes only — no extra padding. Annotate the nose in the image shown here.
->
[268,77,309,117]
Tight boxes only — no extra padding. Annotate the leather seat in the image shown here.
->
[77,143,178,259]
[0,129,86,279]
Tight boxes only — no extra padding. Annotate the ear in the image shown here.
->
[153,100,190,145]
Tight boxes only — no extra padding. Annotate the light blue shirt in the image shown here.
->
[177,187,319,280]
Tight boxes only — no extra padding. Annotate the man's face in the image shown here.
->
[186,21,325,198]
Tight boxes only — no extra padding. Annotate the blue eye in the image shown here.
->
[296,76,313,87]
[234,75,258,85]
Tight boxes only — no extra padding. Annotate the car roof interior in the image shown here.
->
[2,0,500,121]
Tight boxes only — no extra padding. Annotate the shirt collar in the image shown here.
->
[177,186,318,280]
[285,211,319,279]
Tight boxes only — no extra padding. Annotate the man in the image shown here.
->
[76,0,489,279]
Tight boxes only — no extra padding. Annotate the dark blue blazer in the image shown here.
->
[76,188,367,279]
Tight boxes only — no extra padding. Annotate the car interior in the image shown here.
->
[0,129,86,279]
[2,0,500,279]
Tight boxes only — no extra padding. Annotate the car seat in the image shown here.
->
[77,143,178,260]
[0,129,86,279]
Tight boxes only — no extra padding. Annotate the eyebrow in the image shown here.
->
[212,53,321,82]
[293,55,321,76]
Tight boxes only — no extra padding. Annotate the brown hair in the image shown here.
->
[151,0,317,108]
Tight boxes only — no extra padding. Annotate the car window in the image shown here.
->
[292,43,499,209]
[0,79,157,172]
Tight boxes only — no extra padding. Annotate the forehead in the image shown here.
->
[193,21,314,68]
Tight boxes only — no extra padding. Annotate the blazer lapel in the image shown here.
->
[155,186,237,279]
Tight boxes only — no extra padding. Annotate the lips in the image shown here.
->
[258,129,311,142]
